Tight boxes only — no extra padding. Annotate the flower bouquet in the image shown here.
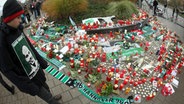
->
[95,81,113,96]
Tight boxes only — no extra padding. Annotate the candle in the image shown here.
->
[92,52,96,58]
[78,69,81,74]
[123,79,128,85]
[122,34,124,39]
[97,67,101,73]
[120,73,124,78]
[70,57,74,63]
[129,79,134,85]
[119,83,124,90]
[124,29,127,34]
[106,76,111,82]
[102,68,106,73]
[116,68,119,73]
[132,35,135,41]
[114,78,119,84]
[70,63,74,68]
[142,78,147,83]
[133,71,137,77]
[80,62,84,68]
[87,83,91,87]
[109,31,114,38]
[113,84,118,90]
[101,53,106,62]
[125,87,131,94]
[111,67,115,72]
[134,81,138,87]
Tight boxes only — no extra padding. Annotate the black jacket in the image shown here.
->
[153,0,158,7]
[0,23,48,95]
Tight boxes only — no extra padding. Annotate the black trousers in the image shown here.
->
[0,73,13,93]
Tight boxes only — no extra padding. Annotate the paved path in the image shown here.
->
[0,2,184,104]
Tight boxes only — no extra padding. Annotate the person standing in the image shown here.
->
[163,0,168,19]
[0,0,61,104]
[24,4,31,23]
[153,0,158,15]
[172,6,179,20]
[30,1,37,19]
[36,0,42,17]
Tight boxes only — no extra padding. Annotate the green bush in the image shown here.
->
[89,0,122,4]
[42,0,88,20]
[106,0,138,19]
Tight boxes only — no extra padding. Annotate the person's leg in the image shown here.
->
[0,74,15,94]
[37,86,61,104]
[172,8,175,17]
[154,7,156,15]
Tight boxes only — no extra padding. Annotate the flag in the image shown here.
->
[69,16,78,31]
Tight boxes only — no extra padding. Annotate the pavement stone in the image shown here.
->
[21,97,29,104]
[51,85,63,95]
[53,78,62,87]
[61,91,73,103]
[69,88,82,98]
[79,95,91,104]
[68,98,82,104]
[27,95,36,104]
[16,92,24,100]
[61,84,71,92]
[35,96,43,103]
[46,80,55,88]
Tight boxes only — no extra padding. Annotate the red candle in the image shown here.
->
[106,76,111,82]
[145,46,148,51]
[122,69,126,74]
[101,53,106,62]
[122,34,124,39]
[138,80,142,84]
[116,68,119,73]
[114,78,119,84]
[85,68,88,72]
[70,63,74,68]
[126,76,130,80]
[134,81,138,87]
[163,74,168,80]
[150,77,155,82]
[80,58,84,63]
[102,68,106,73]
[97,67,101,73]
[92,52,96,58]
[111,67,115,72]
[142,78,147,83]
[119,83,124,90]
[129,79,134,85]
[131,35,135,41]
[70,57,74,63]
[123,79,128,85]
[133,71,137,77]
[120,73,124,78]
[80,62,84,68]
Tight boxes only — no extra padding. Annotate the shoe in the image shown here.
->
[10,86,15,95]
[53,94,62,100]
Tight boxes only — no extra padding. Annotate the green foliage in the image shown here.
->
[106,0,139,19]
[42,0,88,20]
[84,73,101,84]
[89,0,122,4]
[95,81,113,96]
